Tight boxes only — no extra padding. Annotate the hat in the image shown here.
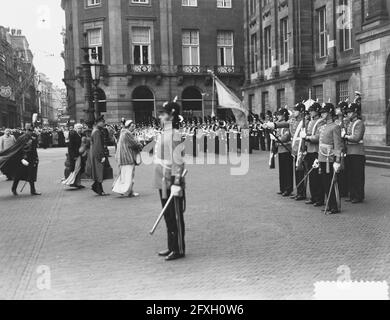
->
[320,103,335,115]
[345,103,361,114]
[355,91,362,96]
[74,123,83,130]
[160,102,180,118]
[277,108,290,121]
[125,120,134,127]
[309,102,322,113]
[294,102,306,113]
[337,101,349,113]
[96,115,105,124]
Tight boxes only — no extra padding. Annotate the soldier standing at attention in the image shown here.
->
[318,103,343,215]
[304,102,325,206]
[275,108,294,197]
[268,103,307,201]
[344,103,366,204]
[154,101,186,261]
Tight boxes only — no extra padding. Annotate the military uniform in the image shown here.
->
[154,103,186,261]
[345,104,366,203]
[305,109,325,205]
[275,116,294,196]
[318,105,343,214]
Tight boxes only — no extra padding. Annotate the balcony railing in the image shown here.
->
[128,64,161,74]
[126,64,244,76]
[215,65,244,75]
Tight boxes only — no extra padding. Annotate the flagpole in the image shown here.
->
[208,70,216,118]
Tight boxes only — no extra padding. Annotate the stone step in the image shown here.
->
[365,149,390,157]
[366,160,390,169]
[365,146,390,152]
[366,155,390,164]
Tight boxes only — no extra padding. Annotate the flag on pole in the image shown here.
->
[214,76,249,128]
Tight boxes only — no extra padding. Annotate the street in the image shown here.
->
[0,147,389,300]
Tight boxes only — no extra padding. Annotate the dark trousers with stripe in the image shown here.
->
[295,166,306,198]
[305,153,324,204]
[346,155,366,202]
[159,190,185,255]
[320,162,339,211]
[278,152,294,194]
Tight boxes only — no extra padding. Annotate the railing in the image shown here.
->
[126,64,244,76]
[128,64,161,74]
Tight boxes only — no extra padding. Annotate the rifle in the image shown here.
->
[296,113,307,171]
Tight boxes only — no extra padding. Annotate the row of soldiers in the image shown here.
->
[263,101,365,215]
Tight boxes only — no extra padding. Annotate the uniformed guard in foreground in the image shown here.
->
[344,103,366,204]
[304,102,325,206]
[318,103,343,215]
[154,101,186,261]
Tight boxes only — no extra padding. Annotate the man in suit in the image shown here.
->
[66,124,85,189]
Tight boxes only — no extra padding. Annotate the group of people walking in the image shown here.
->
[263,98,365,215]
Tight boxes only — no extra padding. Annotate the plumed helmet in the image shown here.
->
[309,102,322,113]
[345,102,361,115]
[337,101,349,113]
[277,108,290,121]
[294,102,306,113]
[160,102,180,118]
[320,103,335,116]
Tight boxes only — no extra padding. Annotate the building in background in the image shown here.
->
[37,73,57,126]
[61,0,245,124]
[243,0,390,146]
[0,27,37,128]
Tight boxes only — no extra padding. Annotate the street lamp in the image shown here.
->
[90,57,104,121]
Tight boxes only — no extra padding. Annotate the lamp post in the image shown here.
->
[81,32,94,129]
[90,56,104,121]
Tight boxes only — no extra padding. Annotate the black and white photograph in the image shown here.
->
[0,0,390,305]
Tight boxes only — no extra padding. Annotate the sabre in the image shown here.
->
[149,169,188,236]
[324,170,337,215]
[294,167,314,192]
[20,181,28,193]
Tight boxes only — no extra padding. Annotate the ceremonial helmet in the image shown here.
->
[294,102,306,113]
[319,103,336,116]
[345,102,361,115]
[337,101,349,114]
[277,108,290,121]
[309,102,322,113]
[160,101,180,118]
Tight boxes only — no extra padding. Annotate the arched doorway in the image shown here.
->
[132,86,155,124]
[182,87,203,119]
[386,55,390,145]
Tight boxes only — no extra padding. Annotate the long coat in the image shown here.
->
[0,132,39,182]
[86,127,105,183]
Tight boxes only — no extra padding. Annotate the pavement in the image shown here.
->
[0,147,389,300]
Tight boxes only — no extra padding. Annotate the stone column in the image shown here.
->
[108,0,123,65]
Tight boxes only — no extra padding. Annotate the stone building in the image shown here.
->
[0,27,37,128]
[61,0,245,124]
[243,0,390,146]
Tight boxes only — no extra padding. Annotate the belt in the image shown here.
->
[319,144,334,174]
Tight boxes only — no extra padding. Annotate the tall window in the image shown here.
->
[249,0,257,15]
[250,33,258,74]
[182,0,197,6]
[217,0,231,8]
[87,0,101,7]
[277,89,286,109]
[132,27,151,65]
[262,92,270,114]
[313,85,324,103]
[217,31,234,66]
[249,94,255,113]
[339,0,352,51]
[318,7,327,58]
[182,30,199,66]
[280,18,289,64]
[337,81,349,102]
[264,27,272,69]
[87,28,103,62]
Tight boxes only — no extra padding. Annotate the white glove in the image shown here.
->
[300,131,307,139]
[171,185,182,197]
[101,157,106,164]
[21,159,29,167]
[333,162,341,173]
[341,129,346,138]
[266,122,276,130]
[312,159,320,169]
